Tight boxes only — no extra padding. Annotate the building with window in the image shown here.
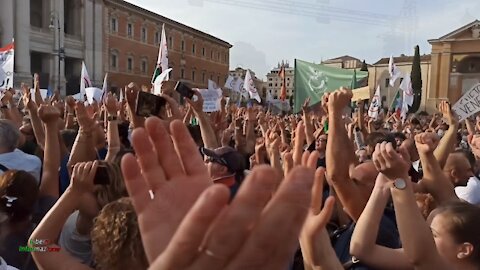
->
[0,0,104,96]
[265,61,294,100]
[104,0,232,90]
[321,55,364,69]
[228,67,265,99]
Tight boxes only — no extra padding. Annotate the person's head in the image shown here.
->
[0,170,38,225]
[443,151,473,187]
[0,120,20,154]
[91,197,148,270]
[365,132,397,156]
[428,201,480,267]
[393,132,407,149]
[201,146,246,183]
[60,129,78,152]
[315,134,327,153]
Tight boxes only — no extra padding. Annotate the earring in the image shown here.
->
[457,252,467,259]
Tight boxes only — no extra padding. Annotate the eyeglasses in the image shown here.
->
[205,156,228,167]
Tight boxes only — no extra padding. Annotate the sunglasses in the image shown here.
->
[205,156,228,167]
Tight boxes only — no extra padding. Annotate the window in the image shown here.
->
[287,78,290,81]
[127,57,133,72]
[181,40,185,51]
[141,27,147,42]
[155,31,160,45]
[269,78,272,81]
[127,23,133,38]
[168,36,173,48]
[202,72,205,83]
[275,83,278,87]
[192,70,195,82]
[269,83,272,87]
[192,43,196,54]
[287,83,290,87]
[385,78,390,88]
[202,47,205,57]
[141,59,147,74]
[111,18,118,32]
[181,68,185,79]
[211,50,214,59]
[217,52,220,60]
[110,52,118,69]
[30,0,43,28]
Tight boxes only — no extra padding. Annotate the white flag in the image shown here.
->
[400,98,409,122]
[244,70,261,103]
[399,74,414,107]
[208,79,219,91]
[80,62,92,99]
[153,68,173,95]
[152,24,169,84]
[266,90,274,103]
[85,87,104,105]
[0,42,14,90]
[102,73,108,93]
[368,85,382,119]
[388,56,402,87]
[224,75,235,89]
[119,88,124,102]
[234,78,246,95]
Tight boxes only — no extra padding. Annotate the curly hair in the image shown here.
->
[91,197,148,270]
[93,160,128,209]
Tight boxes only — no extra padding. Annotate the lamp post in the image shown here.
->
[49,11,64,93]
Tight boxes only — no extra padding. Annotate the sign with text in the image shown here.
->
[452,83,480,120]
[198,88,222,112]
[0,42,14,90]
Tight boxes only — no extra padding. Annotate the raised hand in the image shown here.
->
[125,83,139,109]
[75,101,96,132]
[22,83,37,111]
[327,88,353,113]
[120,118,211,263]
[69,161,97,194]
[372,142,411,180]
[104,92,118,116]
[438,100,457,126]
[38,104,61,124]
[149,165,315,270]
[414,132,440,155]
[185,89,204,113]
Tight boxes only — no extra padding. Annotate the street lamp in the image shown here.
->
[49,11,64,93]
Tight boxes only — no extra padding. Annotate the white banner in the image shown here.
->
[198,88,222,112]
[0,42,14,90]
[452,83,480,121]
[85,87,104,104]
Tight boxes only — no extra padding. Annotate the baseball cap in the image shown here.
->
[199,146,246,174]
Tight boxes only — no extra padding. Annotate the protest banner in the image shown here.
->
[452,83,480,121]
[0,42,14,90]
[351,86,370,101]
[198,88,222,112]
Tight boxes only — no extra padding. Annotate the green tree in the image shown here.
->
[410,45,422,113]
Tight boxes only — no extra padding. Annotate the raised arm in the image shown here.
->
[67,102,97,173]
[104,93,121,162]
[326,89,368,221]
[415,132,457,204]
[433,101,458,168]
[350,173,412,270]
[373,142,449,270]
[125,84,145,129]
[244,107,256,154]
[37,104,62,198]
[29,162,96,270]
[186,90,219,149]
[303,98,316,146]
[22,85,46,150]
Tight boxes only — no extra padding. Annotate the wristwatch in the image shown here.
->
[392,178,407,190]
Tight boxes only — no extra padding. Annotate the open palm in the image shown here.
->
[121,117,211,263]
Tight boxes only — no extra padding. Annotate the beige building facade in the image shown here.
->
[266,61,294,100]
[368,55,432,110]
[427,20,480,112]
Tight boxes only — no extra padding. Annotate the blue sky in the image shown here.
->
[127,0,479,79]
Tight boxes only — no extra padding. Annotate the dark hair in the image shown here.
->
[431,201,480,265]
[366,132,397,149]
[0,170,39,223]
[60,129,78,151]
[117,122,131,149]
[393,132,407,141]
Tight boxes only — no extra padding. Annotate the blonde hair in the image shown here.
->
[91,197,148,270]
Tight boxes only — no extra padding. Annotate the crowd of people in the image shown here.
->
[0,75,479,270]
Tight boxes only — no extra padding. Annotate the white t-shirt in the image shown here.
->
[0,149,42,182]
[455,176,480,205]
[0,257,19,270]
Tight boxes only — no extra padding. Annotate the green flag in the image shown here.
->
[294,59,368,113]
[351,69,358,90]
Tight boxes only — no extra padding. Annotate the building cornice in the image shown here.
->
[105,0,232,48]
